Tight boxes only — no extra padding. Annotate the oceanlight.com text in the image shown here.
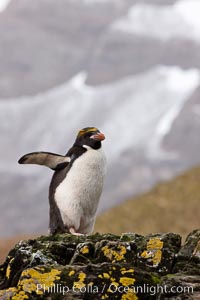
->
[36,283,194,296]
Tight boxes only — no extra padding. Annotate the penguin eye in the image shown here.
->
[87,132,95,137]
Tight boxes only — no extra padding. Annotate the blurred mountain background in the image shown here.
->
[0,0,200,250]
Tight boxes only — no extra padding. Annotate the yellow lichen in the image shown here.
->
[0,288,29,300]
[103,273,110,279]
[152,250,162,266]
[80,245,89,254]
[12,290,29,300]
[98,272,110,280]
[119,277,135,286]
[102,294,109,299]
[141,250,151,259]
[6,257,14,279]
[147,238,163,250]
[68,270,75,276]
[73,271,86,289]
[102,244,127,262]
[6,264,11,279]
[141,238,163,267]
[121,290,138,300]
[18,268,61,294]
[110,277,116,282]
[121,269,134,275]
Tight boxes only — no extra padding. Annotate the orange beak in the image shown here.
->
[91,132,105,141]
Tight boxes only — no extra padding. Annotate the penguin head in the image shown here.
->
[75,127,105,149]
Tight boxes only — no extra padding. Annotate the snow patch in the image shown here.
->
[157,67,200,138]
[0,0,11,12]
[101,66,200,160]
[149,67,200,158]
[111,0,200,42]
[157,67,200,137]
[0,66,199,174]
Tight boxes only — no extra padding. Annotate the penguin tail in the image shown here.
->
[18,151,71,170]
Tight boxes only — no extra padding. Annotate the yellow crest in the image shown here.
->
[77,127,98,137]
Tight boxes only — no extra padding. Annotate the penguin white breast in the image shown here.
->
[54,147,107,227]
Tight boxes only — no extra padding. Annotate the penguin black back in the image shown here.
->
[18,127,107,235]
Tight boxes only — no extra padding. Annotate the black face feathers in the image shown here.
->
[75,127,105,150]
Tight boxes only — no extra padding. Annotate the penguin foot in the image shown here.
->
[69,227,84,236]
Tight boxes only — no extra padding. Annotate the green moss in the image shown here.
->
[151,275,161,284]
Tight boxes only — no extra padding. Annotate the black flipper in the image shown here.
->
[18,151,71,170]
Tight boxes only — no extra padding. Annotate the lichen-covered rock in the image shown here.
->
[0,230,199,299]
[173,229,200,277]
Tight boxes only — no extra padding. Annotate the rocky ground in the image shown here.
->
[0,229,199,299]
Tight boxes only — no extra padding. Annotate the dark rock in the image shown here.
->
[0,230,199,299]
[173,229,200,276]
